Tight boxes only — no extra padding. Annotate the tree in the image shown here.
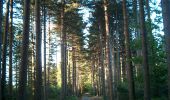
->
[9,0,14,98]
[34,0,43,99]
[103,0,114,99]
[72,45,76,95]
[43,0,47,100]
[122,0,135,100]
[161,0,170,100]
[18,0,31,99]
[1,0,10,99]
[97,8,106,99]
[139,0,151,100]
[60,0,67,99]
[0,0,3,99]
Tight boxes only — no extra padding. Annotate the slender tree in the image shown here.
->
[161,0,170,100]
[103,0,114,99]
[0,0,3,99]
[9,0,14,98]
[1,0,10,99]
[72,46,76,95]
[18,0,31,99]
[98,15,106,99]
[60,0,67,99]
[34,0,43,99]
[139,0,151,100]
[43,0,47,100]
[122,0,136,100]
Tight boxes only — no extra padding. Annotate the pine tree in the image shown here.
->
[60,0,67,99]
[9,0,14,98]
[34,0,43,99]
[139,0,151,99]
[0,0,3,99]
[161,0,170,100]
[122,0,135,100]
[1,0,10,99]
[18,0,31,99]
[43,0,47,99]
[103,0,114,99]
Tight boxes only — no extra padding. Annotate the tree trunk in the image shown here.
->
[161,0,170,100]
[67,63,71,95]
[9,0,14,99]
[122,0,136,100]
[1,0,10,99]
[139,0,151,100]
[18,0,31,99]
[60,1,67,99]
[91,59,96,95]
[103,0,114,99]
[98,17,106,99]
[34,0,42,99]
[47,67,50,99]
[146,0,155,69]
[43,0,47,99]
[72,46,76,95]
[0,0,3,99]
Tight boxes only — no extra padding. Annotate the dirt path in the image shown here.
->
[81,96,90,100]
[80,93,103,100]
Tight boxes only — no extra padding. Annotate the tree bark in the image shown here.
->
[72,46,76,95]
[98,16,106,99]
[60,1,67,99]
[18,0,31,99]
[9,0,14,99]
[161,0,170,100]
[43,0,47,99]
[122,0,136,100]
[1,0,10,99]
[34,0,43,99]
[103,0,114,99]
[0,0,3,99]
[139,0,151,100]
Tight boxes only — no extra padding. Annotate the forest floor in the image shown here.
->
[80,93,103,100]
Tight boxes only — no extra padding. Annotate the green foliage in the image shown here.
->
[131,38,142,50]
[66,96,78,100]
[82,83,93,94]
[132,56,143,64]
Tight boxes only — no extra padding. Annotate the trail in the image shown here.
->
[81,93,103,100]
[81,96,90,100]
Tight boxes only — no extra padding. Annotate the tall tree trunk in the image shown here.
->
[47,13,51,99]
[43,0,47,99]
[122,0,136,100]
[0,0,3,99]
[72,46,76,95]
[34,0,42,99]
[98,17,106,99]
[121,48,126,82]
[146,0,155,69]
[47,67,50,98]
[29,9,35,99]
[161,0,170,100]
[67,63,71,95]
[1,0,10,99]
[146,0,151,22]
[139,0,151,100]
[9,0,14,99]
[18,0,31,99]
[91,59,96,95]
[60,1,67,99]
[103,0,114,99]
[132,0,139,77]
